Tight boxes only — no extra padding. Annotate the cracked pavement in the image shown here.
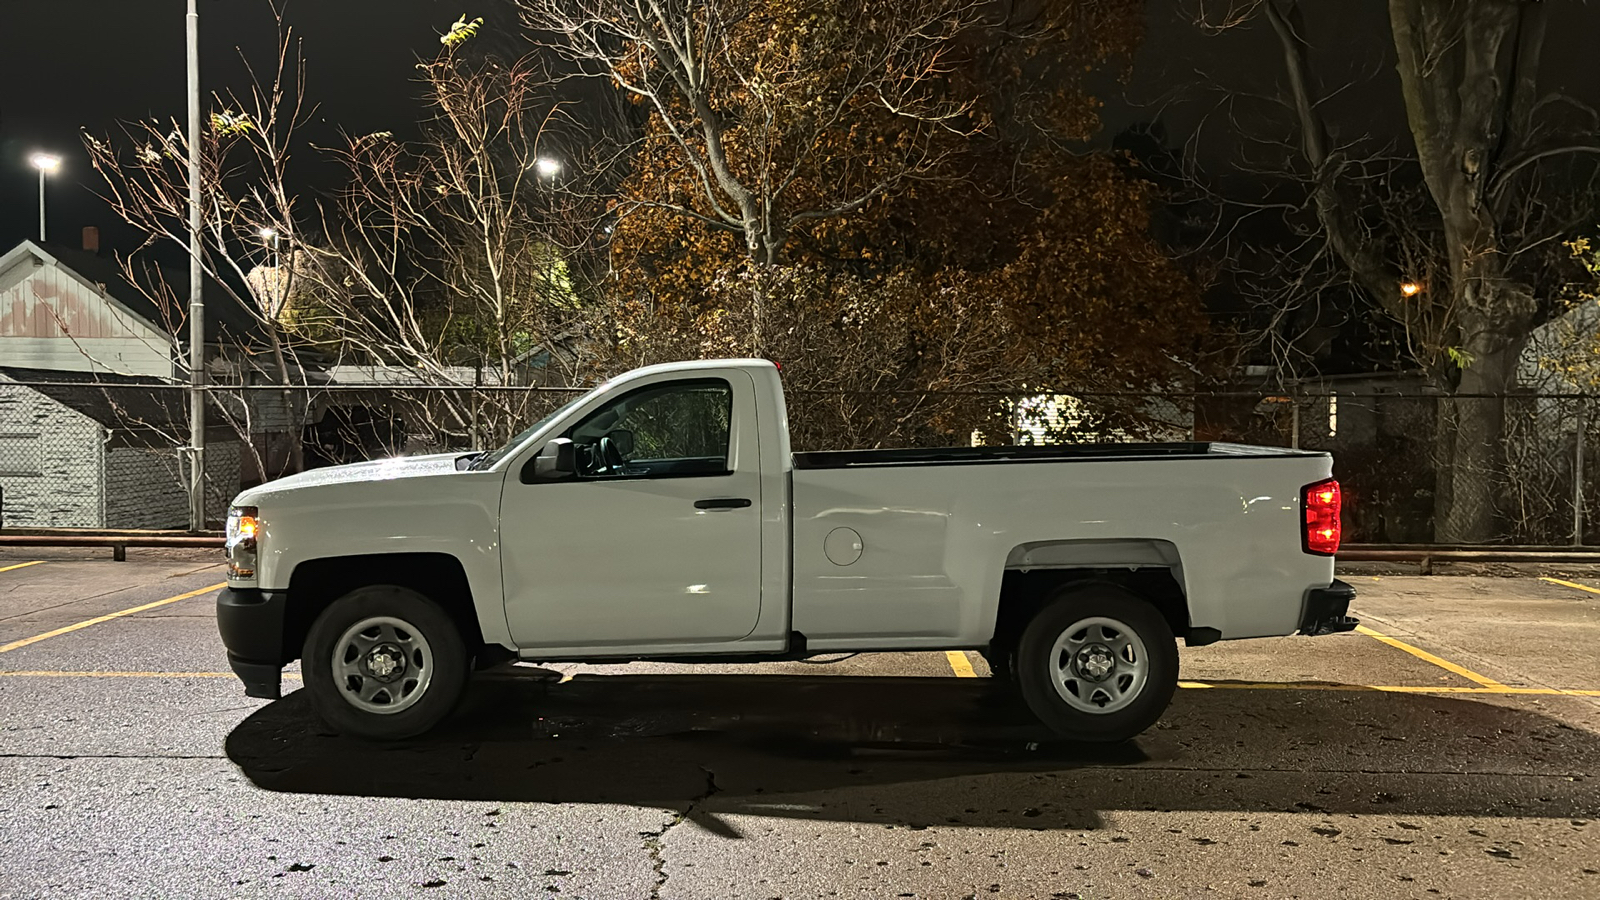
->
[0,549,1598,898]
[640,767,722,900]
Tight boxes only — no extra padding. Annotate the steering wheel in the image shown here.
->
[596,435,626,475]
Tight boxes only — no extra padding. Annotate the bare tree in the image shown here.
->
[1185,0,1600,541]
[285,43,611,447]
[85,9,609,464]
[85,10,315,477]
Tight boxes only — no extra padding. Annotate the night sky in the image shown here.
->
[2,1,1597,257]
[0,0,473,253]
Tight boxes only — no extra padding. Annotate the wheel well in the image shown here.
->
[991,567,1189,655]
[284,553,484,662]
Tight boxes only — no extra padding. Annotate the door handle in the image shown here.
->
[694,498,752,510]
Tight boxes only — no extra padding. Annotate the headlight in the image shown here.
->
[225,506,260,579]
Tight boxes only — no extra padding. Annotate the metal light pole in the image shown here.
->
[186,0,207,532]
[29,153,61,242]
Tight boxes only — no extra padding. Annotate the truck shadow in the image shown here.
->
[226,670,1600,833]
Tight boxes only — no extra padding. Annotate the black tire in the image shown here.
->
[302,585,470,741]
[1014,585,1179,742]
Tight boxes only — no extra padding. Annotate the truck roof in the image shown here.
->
[613,358,778,381]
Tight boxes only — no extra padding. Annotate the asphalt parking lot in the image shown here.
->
[0,550,1596,899]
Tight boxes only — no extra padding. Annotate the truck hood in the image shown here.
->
[235,452,471,505]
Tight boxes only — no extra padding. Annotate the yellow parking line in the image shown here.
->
[1541,576,1600,596]
[0,670,301,680]
[945,650,978,677]
[1353,624,1507,689]
[0,582,226,655]
[0,561,45,574]
[1179,680,1600,696]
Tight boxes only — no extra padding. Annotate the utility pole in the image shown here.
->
[186,0,207,531]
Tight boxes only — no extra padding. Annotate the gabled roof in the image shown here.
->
[0,240,261,344]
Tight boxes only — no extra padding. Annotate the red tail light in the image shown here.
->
[1302,478,1342,555]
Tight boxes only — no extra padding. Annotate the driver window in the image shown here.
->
[567,379,733,478]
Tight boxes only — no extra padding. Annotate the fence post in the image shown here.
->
[471,365,483,452]
[1575,397,1587,547]
[1290,393,1300,450]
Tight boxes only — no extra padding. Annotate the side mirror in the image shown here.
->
[606,428,635,458]
[522,438,576,483]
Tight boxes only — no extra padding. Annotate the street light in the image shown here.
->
[534,156,561,179]
[29,153,62,242]
[1400,280,1423,297]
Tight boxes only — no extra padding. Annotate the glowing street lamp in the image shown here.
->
[1400,280,1423,298]
[29,153,62,242]
[534,156,561,179]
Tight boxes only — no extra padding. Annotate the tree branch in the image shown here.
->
[1490,144,1600,197]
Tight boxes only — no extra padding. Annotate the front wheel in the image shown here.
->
[1015,585,1179,742]
[302,585,469,740]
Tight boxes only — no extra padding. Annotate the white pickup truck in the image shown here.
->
[217,358,1356,742]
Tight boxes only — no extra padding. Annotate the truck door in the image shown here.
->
[499,372,764,648]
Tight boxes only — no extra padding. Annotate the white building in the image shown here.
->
[0,234,256,527]
[0,369,239,529]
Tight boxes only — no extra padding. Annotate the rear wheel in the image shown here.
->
[303,585,469,740]
[1015,585,1178,742]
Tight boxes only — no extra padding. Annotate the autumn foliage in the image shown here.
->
[557,0,1210,447]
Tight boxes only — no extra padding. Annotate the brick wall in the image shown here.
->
[0,386,104,528]
[104,440,242,530]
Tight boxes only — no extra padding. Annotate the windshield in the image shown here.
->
[468,393,591,471]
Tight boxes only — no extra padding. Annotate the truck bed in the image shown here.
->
[791,442,1321,470]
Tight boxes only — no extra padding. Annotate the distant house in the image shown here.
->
[0,234,258,378]
[0,368,240,529]
[1520,301,1599,421]
[0,233,263,527]
[1,233,598,503]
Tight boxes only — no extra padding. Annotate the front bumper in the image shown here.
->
[1299,579,1359,636]
[217,587,289,700]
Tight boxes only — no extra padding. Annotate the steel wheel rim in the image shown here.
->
[331,615,434,715]
[1048,615,1149,714]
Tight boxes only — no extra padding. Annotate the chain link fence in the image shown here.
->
[2,378,1595,544]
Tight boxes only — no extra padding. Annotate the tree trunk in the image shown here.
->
[1433,326,1525,543]
[1389,0,1539,543]
[745,232,785,356]
[1427,236,1536,542]
[266,320,305,476]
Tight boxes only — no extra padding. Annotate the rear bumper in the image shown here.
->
[217,587,289,700]
[1299,579,1359,636]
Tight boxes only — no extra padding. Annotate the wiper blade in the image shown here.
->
[457,451,488,471]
